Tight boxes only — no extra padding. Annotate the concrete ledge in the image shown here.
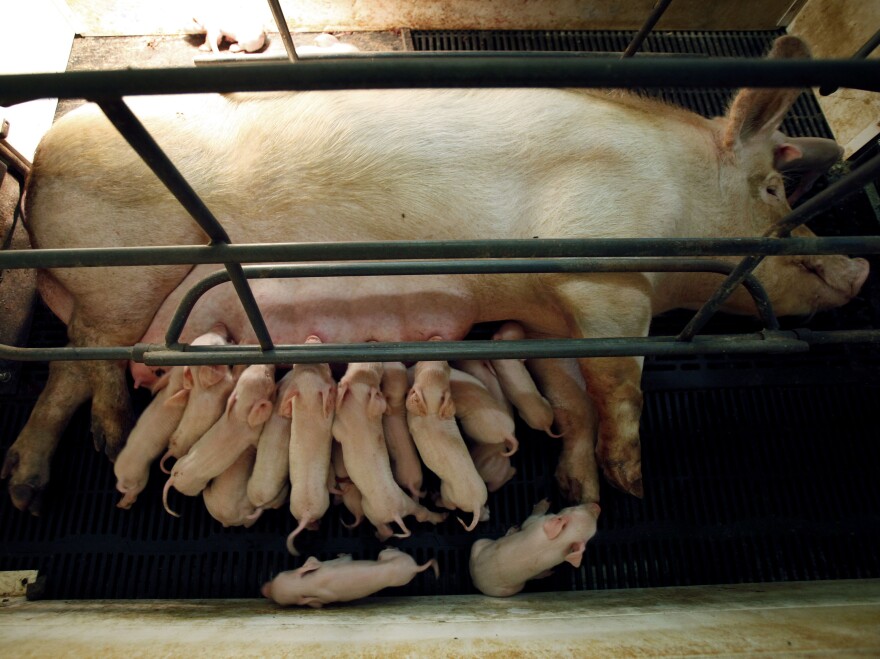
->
[2,580,879,656]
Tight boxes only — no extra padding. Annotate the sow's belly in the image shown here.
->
[131,271,484,387]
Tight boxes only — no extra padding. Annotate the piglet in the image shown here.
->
[285,337,337,556]
[490,322,557,436]
[469,443,517,493]
[203,445,274,527]
[247,369,296,510]
[448,367,518,456]
[331,440,364,529]
[333,361,447,541]
[161,326,237,471]
[261,548,438,608]
[381,361,425,499]
[192,12,266,54]
[407,358,488,531]
[469,499,601,597]
[453,359,513,416]
[163,364,275,516]
[113,366,188,509]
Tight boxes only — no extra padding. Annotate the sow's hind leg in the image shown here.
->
[2,359,91,514]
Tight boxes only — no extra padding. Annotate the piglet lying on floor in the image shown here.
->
[261,548,439,608]
[469,499,600,597]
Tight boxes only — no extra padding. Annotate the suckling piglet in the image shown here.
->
[469,443,517,493]
[407,359,488,531]
[453,359,513,416]
[333,361,447,541]
[161,326,238,471]
[203,445,270,527]
[163,364,276,516]
[490,322,557,435]
[448,368,519,456]
[285,337,337,556]
[247,369,296,510]
[114,366,188,509]
[331,440,364,529]
[261,548,438,608]
[380,361,425,499]
[469,499,601,597]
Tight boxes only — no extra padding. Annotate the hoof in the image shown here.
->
[9,482,43,515]
[602,460,643,499]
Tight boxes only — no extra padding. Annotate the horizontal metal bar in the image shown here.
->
[3,236,880,270]
[4,329,880,365]
[2,57,879,106]
[162,258,779,346]
[142,334,815,365]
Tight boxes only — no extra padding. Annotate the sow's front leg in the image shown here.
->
[553,277,652,499]
[526,357,600,504]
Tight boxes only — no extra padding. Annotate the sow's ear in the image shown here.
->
[722,36,811,150]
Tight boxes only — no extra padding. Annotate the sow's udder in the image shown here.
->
[130,273,484,389]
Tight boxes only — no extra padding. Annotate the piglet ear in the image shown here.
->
[280,388,297,419]
[182,366,195,390]
[225,391,238,417]
[543,515,568,540]
[165,389,190,409]
[406,386,428,416]
[248,400,274,428]
[322,384,337,419]
[336,382,350,413]
[564,541,586,568]
[198,363,229,388]
[439,390,456,420]
[303,598,324,609]
[297,556,322,576]
[368,388,387,419]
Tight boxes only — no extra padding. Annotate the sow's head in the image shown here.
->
[711,35,869,317]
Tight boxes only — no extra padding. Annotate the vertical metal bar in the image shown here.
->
[820,27,880,96]
[677,150,880,341]
[95,98,275,350]
[266,0,299,62]
[622,0,674,58]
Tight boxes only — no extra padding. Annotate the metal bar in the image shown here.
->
[677,149,880,341]
[621,0,673,58]
[265,0,298,62]
[3,57,880,105]
[820,27,880,96]
[96,98,274,351]
[162,258,779,347]
[4,236,880,271]
[4,329,880,365]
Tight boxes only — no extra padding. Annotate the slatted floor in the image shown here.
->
[1,29,879,599]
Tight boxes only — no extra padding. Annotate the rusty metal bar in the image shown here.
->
[622,0,674,58]
[95,98,274,351]
[265,0,298,62]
